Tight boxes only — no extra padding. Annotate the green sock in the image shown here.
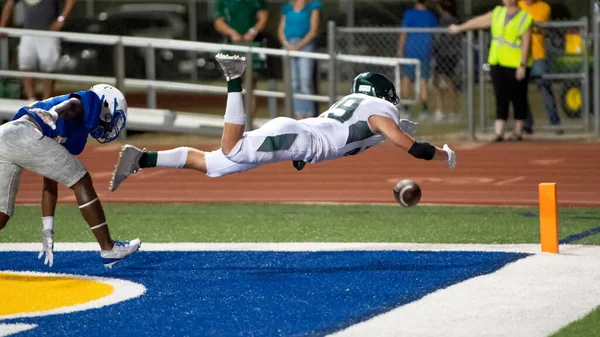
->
[227,78,242,93]
[139,152,158,168]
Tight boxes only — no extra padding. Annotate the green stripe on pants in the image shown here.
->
[257,134,298,152]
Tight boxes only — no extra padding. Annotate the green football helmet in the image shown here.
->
[351,72,400,105]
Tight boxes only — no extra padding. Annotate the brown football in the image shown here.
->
[393,179,422,207]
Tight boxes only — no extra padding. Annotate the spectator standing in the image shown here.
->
[397,0,438,121]
[278,0,322,120]
[449,0,533,141]
[214,0,269,117]
[432,0,461,123]
[0,0,76,102]
[519,0,562,135]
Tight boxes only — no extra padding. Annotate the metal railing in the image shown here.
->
[0,23,420,134]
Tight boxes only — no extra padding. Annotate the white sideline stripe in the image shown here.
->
[0,271,146,321]
[330,246,600,337]
[0,242,545,253]
[0,324,37,336]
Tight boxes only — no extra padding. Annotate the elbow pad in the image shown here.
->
[408,141,435,160]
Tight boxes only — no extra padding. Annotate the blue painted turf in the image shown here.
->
[0,250,529,336]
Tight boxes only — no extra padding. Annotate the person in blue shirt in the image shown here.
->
[0,84,140,268]
[397,0,438,121]
[278,0,322,119]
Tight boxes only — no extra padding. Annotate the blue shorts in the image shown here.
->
[401,55,430,81]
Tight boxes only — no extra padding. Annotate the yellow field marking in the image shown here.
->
[0,272,113,317]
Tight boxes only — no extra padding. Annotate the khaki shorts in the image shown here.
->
[0,119,87,216]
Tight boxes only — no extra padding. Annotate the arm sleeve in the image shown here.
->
[215,0,224,19]
[257,0,268,11]
[401,12,410,27]
[362,100,400,130]
[542,4,551,21]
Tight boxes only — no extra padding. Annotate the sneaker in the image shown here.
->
[215,53,247,80]
[100,238,141,268]
[109,145,145,192]
[419,112,430,122]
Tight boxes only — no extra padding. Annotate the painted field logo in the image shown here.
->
[0,271,145,334]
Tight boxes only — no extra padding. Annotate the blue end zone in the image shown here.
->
[0,250,529,336]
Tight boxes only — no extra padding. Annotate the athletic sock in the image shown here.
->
[422,102,429,113]
[227,77,242,93]
[223,90,246,125]
[139,148,189,169]
[139,152,157,168]
[156,147,189,168]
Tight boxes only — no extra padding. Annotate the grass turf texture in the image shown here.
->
[552,306,600,337]
[2,202,599,335]
[1,203,600,245]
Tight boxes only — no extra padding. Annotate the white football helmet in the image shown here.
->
[90,84,128,143]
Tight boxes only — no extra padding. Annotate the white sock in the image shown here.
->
[224,93,246,125]
[157,147,189,168]
[42,216,54,231]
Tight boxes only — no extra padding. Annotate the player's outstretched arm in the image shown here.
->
[369,115,456,170]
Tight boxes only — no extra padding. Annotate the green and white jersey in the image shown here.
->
[299,93,400,163]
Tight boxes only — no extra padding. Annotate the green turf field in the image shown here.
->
[2,202,599,335]
[2,203,599,245]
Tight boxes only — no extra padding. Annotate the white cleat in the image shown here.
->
[443,144,456,171]
[109,144,145,192]
[215,53,247,80]
[100,238,141,268]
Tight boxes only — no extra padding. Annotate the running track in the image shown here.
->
[13,141,600,207]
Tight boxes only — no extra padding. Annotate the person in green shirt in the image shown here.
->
[214,0,269,118]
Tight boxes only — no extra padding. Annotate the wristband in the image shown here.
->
[249,27,258,36]
[408,141,435,160]
[42,216,54,231]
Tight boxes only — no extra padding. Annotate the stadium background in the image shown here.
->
[0,1,600,336]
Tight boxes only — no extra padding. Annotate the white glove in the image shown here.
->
[29,108,58,130]
[399,119,418,135]
[38,229,54,267]
[443,144,456,171]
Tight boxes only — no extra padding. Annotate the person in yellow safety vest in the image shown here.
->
[449,0,533,141]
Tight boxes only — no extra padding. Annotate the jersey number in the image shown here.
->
[326,97,365,123]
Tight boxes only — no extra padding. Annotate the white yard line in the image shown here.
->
[330,245,600,337]
[0,242,543,253]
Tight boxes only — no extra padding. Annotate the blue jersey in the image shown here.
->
[11,90,102,155]
[402,8,439,59]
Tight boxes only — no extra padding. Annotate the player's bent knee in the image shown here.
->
[184,148,207,172]
[71,172,93,189]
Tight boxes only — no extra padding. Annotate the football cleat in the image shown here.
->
[215,53,247,81]
[100,238,141,268]
[109,145,145,192]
